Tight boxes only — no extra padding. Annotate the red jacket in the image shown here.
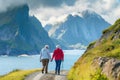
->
[52,48,64,60]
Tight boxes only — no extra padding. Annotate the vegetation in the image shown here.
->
[68,18,120,80]
[102,19,120,34]
[0,69,41,80]
[90,69,108,80]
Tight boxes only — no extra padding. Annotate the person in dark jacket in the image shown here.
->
[51,45,64,75]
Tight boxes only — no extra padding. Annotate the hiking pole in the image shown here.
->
[61,61,64,74]
[61,60,64,74]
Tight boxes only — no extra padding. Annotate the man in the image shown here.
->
[51,45,64,75]
[40,45,51,74]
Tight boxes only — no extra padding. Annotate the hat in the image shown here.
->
[45,45,49,48]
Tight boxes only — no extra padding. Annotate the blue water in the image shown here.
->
[0,50,85,75]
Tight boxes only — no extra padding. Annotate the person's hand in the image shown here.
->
[51,59,53,62]
[40,60,42,62]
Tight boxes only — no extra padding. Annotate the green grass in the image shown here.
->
[103,19,120,34]
[0,69,41,80]
[90,69,108,80]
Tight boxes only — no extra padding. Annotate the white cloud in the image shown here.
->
[30,1,88,26]
[91,0,120,24]
[0,0,26,12]
[30,0,120,26]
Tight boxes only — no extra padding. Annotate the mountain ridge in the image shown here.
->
[45,10,110,49]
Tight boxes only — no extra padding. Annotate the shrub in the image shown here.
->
[87,41,96,49]
[90,69,108,80]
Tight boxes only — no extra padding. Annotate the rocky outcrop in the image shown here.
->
[93,57,120,80]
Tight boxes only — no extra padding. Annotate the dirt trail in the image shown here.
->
[25,70,68,80]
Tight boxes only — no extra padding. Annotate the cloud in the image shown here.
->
[0,0,26,12]
[0,0,76,12]
[30,0,120,26]
[30,1,88,26]
[28,0,76,9]
[84,0,120,24]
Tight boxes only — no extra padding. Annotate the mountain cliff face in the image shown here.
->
[45,10,110,49]
[0,5,55,56]
[68,19,120,80]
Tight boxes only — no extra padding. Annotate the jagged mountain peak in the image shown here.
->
[44,10,110,49]
[62,10,102,23]
[0,4,55,56]
[81,9,102,19]
[66,13,82,21]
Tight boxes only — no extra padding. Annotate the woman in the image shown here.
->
[51,45,64,75]
[40,45,51,74]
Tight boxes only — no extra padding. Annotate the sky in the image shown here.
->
[0,0,120,26]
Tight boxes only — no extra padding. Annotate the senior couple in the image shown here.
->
[40,45,64,75]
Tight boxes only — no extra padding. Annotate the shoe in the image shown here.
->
[58,73,60,75]
[42,70,44,74]
[55,71,57,75]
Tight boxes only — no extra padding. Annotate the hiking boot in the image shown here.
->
[58,73,60,75]
[55,71,57,75]
[42,70,44,74]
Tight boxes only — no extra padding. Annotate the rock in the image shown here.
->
[93,57,120,80]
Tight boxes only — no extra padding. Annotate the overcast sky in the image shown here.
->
[0,0,120,26]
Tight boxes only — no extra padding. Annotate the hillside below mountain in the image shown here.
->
[68,19,120,80]
[45,10,110,49]
[0,4,55,56]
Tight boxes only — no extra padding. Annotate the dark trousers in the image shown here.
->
[55,60,62,74]
[41,59,49,73]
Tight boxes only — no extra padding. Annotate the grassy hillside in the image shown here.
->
[68,19,120,80]
[0,69,40,80]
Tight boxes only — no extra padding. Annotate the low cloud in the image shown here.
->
[0,0,25,12]
[85,0,120,24]
[27,0,76,9]
[0,0,76,12]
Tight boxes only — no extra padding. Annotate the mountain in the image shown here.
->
[68,19,120,80]
[0,4,55,56]
[44,10,110,49]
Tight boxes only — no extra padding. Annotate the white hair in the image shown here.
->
[56,45,60,48]
[44,45,49,48]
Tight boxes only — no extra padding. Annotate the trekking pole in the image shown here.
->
[61,60,64,74]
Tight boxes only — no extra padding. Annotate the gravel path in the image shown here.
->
[25,70,68,80]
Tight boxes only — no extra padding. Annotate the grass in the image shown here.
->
[102,19,120,34]
[90,69,108,80]
[0,69,41,80]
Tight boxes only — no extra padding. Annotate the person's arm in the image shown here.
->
[47,49,51,60]
[61,50,64,61]
[51,50,55,61]
[40,50,42,62]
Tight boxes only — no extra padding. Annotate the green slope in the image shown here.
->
[68,19,120,80]
[0,69,40,80]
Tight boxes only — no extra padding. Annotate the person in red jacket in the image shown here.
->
[51,45,64,75]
